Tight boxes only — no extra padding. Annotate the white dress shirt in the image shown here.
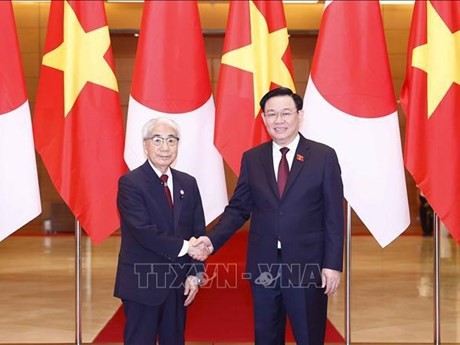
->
[271,134,300,249]
[147,160,188,257]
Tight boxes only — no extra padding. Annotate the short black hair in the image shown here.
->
[259,87,303,112]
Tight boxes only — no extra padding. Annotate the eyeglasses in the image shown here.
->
[264,110,298,121]
[145,135,179,147]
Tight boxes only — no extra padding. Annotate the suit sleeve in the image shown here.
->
[189,179,206,274]
[117,176,183,261]
[207,154,253,251]
[322,149,345,271]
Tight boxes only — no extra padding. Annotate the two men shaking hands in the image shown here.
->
[187,236,213,262]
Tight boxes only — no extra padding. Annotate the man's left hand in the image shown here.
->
[184,275,200,306]
[321,268,341,295]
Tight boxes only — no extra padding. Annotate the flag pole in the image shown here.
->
[433,213,440,345]
[75,219,82,345]
[345,202,352,345]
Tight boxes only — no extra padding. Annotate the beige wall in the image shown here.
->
[12,2,419,234]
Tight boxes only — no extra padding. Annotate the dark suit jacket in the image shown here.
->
[114,161,205,306]
[208,134,344,284]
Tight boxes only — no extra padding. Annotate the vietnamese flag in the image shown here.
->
[33,0,127,243]
[214,0,295,175]
[123,1,227,224]
[0,0,41,241]
[301,0,410,247]
[400,0,460,243]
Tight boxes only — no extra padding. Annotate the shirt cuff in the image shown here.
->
[178,240,189,257]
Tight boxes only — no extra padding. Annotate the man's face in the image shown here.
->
[143,124,179,173]
[262,95,303,146]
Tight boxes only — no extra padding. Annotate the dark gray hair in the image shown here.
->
[259,87,303,112]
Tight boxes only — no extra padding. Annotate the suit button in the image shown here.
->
[280,211,283,216]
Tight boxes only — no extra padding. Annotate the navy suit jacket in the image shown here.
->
[114,161,205,306]
[208,134,344,284]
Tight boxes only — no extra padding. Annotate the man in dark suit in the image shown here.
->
[194,87,344,345]
[114,117,208,345]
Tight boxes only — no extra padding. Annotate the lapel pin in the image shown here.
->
[296,154,304,162]
[180,189,185,199]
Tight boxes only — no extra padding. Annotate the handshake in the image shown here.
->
[187,236,213,261]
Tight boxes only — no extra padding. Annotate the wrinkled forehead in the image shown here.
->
[149,124,178,137]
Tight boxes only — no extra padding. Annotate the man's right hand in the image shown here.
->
[187,236,214,261]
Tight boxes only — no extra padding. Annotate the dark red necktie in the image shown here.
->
[160,174,173,208]
[277,147,290,197]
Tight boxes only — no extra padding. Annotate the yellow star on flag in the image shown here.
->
[221,0,295,117]
[42,0,118,116]
[411,1,460,118]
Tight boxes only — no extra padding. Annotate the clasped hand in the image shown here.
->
[187,236,213,261]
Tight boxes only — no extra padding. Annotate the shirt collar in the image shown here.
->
[272,133,300,153]
[147,160,172,181]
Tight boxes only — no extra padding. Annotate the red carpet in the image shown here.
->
[94,231,344,343]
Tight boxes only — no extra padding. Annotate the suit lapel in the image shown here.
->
[283,136,311,198]
[171,170,183,230]
[141,161,174,226]
[259,143,279,199]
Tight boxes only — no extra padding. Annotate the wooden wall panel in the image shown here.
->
[12,2,40,27]
[285,4,324,30]
[24,77,38,108]
[21,53,40,78]
[16,28,40,53]
[105,3,143,29]
[389,54,409,81]
[385,30,411,55]
[382,5,414,30]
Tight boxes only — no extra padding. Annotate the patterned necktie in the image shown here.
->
[277,147,290,197]
[160,174,173,208]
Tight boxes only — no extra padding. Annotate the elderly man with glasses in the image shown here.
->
[114,117,208,345]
